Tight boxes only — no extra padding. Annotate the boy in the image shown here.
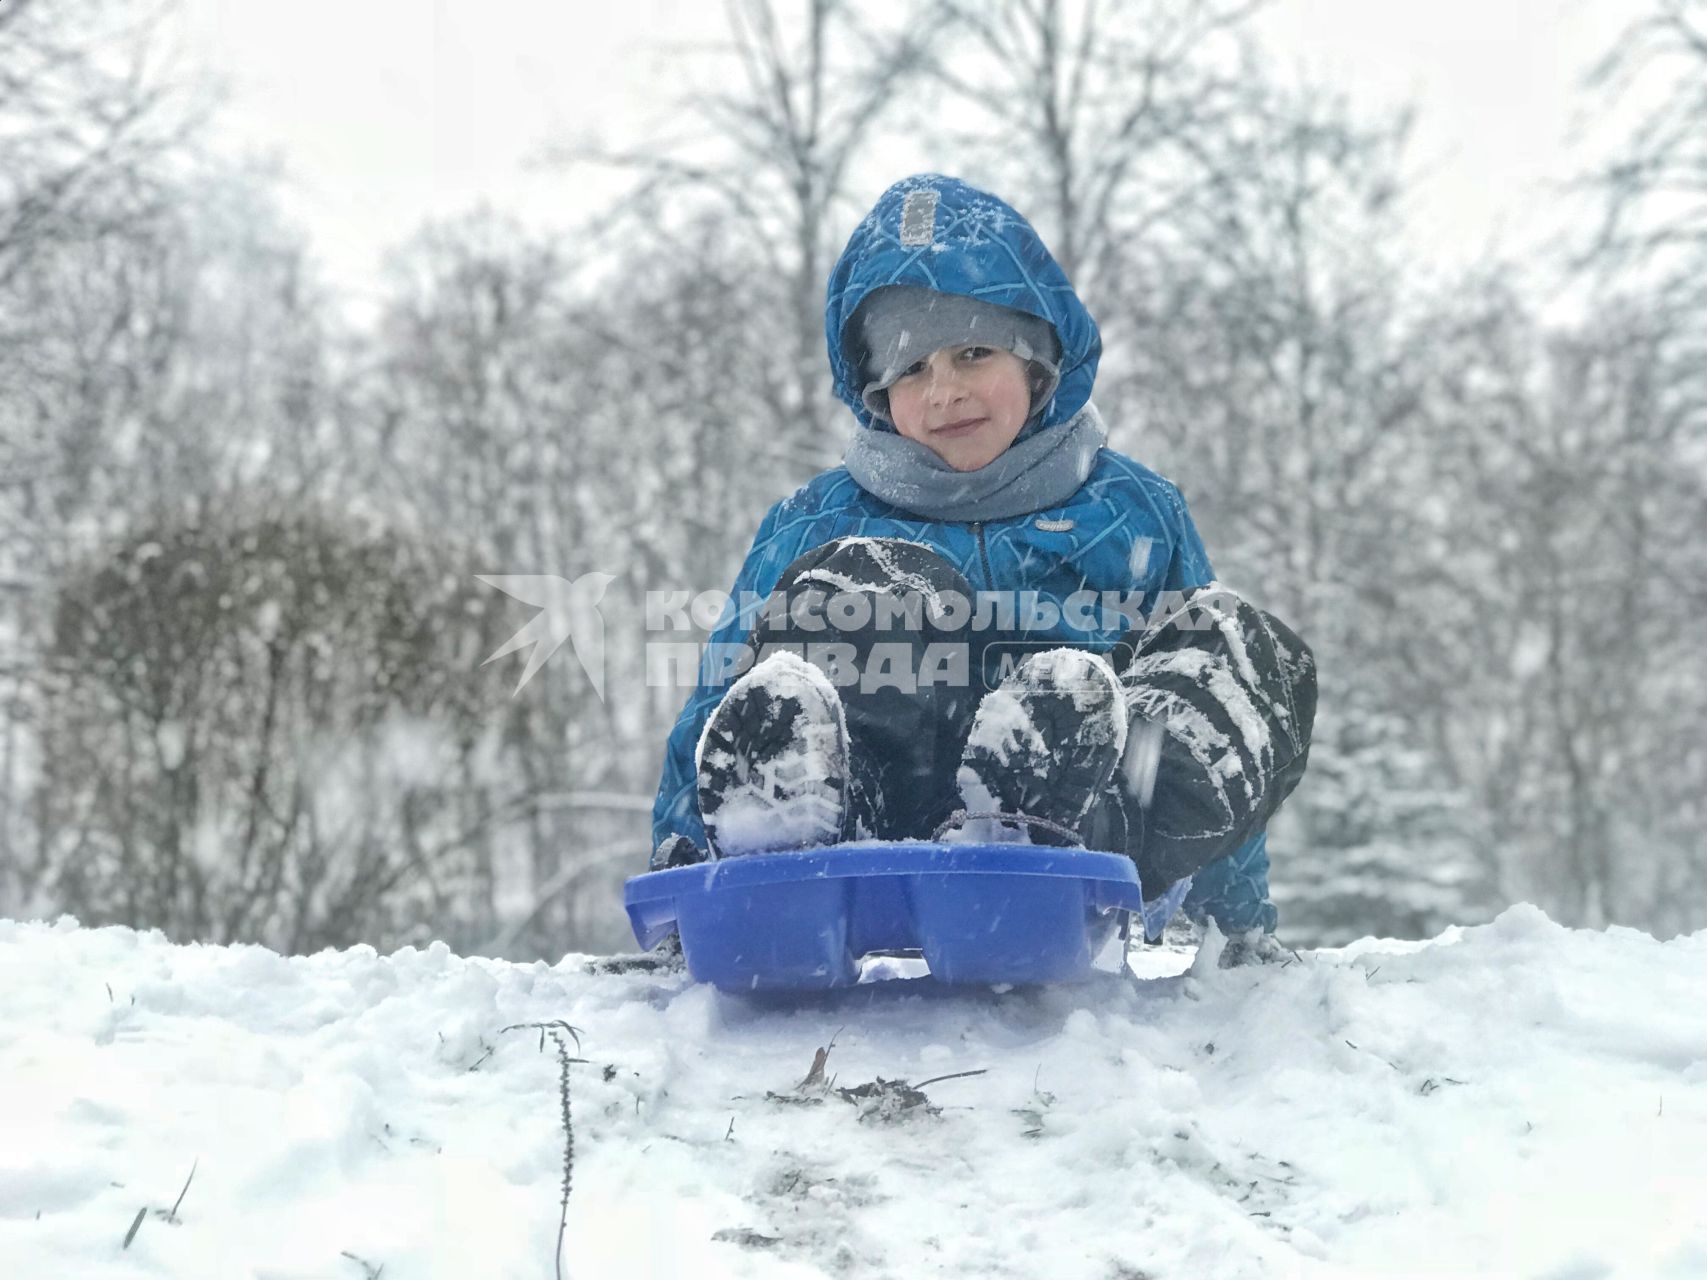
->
[651,175,1316,960]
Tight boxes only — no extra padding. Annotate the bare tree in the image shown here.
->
[544,0,941,489]
[0,139,363,927]
[1,0,198,915]
[1577,0,1707,455]
[921,0,1267,293]
[0,0,203,580]
[1403,273,1707,933]
[1582,1,1707,288]
[1536,0,1707,929]
[1111,86,1416,612]
[0,0,198,293]
[1125,87,1504,943]
[1,160,347,579]
[365,211,650,953]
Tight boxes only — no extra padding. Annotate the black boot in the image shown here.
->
[954,648,1127,846]
[695,652,851,857]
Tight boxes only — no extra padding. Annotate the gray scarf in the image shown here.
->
[842,404,1108,522]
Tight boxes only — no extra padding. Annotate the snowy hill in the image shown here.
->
[2,909,1704,1280]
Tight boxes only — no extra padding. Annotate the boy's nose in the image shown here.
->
[925,367,966,405]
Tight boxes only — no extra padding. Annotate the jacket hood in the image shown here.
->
[825,174,1102,434]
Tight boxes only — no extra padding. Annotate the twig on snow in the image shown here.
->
[120,1156,199,1249]
[913,1069,988,1090]
[163,1159,197,1224]
[501,1021,586,1280]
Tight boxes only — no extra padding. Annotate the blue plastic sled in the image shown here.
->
[624,840,1192,992]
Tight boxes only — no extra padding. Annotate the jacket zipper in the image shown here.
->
[971,521,994,587]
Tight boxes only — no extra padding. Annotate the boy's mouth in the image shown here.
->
[934,417,986,436]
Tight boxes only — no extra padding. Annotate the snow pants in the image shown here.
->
[739,537,1317,932]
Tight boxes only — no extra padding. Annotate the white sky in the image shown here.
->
[173,0,1640,306]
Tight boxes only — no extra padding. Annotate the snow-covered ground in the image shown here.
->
[2,908,1704,1280]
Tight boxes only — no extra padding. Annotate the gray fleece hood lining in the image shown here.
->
[853,285,1062,426]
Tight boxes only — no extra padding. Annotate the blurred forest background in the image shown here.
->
[2,0,1704,956]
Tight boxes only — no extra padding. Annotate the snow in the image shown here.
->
[3,907,1705,1279]
[791,538,961,616]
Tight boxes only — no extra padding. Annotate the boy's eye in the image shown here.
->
[959,346,994,361]
[897,359,927,379]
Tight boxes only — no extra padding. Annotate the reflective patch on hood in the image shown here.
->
[899,189,939,246]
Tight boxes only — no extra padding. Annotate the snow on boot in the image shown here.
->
[695,651,851,857]
[1217,928,1295,969]
[1190,919,1294,971]
[954,648,1128,845]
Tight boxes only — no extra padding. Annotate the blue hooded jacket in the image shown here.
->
[650,175,1275,931]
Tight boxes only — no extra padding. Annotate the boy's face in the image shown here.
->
[885,345,1033,472]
